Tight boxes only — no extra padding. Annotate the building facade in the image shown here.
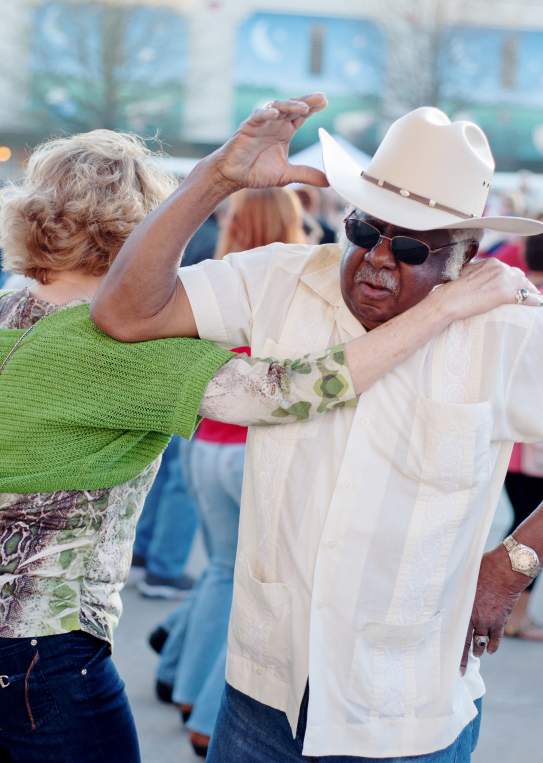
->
[2,0,543,170]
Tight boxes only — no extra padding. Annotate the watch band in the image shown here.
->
[503,535,519,554]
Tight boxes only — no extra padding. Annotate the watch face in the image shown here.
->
[514,547,539,575]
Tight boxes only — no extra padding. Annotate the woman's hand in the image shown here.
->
[209,94,329,192]
[434,258,542,322]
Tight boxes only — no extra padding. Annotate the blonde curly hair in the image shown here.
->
[0,130,177,284]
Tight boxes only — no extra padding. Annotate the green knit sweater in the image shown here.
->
[0,304,233,493]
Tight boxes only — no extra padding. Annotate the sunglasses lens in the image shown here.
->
[345,219,380,251]
[392,237,429,265]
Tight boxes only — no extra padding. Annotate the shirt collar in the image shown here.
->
[300,258,366,340]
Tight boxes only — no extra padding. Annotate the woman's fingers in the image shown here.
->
[521,291,543,306]
[461,258,543,306]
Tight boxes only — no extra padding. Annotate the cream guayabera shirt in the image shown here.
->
[181,243,543,758]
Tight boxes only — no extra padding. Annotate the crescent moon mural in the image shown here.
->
[42,5,69,49]
[250,20,282,63]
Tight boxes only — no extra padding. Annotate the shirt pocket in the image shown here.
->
[256,338,320,441]
[373,397,493,493]
[347,612,442,718]
[229,558,291,680]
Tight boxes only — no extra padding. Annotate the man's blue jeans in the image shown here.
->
[208,684,482,762]
[0,631,139,762]
[134,437,198,579]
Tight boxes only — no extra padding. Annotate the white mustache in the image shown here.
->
[354,264,399,295]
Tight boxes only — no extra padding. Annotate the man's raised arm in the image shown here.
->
[91,95,328,341]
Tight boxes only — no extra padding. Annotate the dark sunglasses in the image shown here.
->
[344,217,472,266]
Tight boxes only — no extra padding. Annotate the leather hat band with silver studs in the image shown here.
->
[360,171,477,220]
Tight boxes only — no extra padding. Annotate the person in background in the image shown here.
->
[294,184,337,244]
[214,187,305,258]
[181,212,220,267]
[479,192,526,267]
[132,436,197,599]
[131,197,225,597]
[503,229,543,640]
[153,187,307,758]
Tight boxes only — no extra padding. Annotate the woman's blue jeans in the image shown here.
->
[157,440,245,735]
[0,631,139,762]
[134,436,198,580]
[208,684,483,763]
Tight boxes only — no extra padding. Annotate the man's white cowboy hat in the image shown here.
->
[320,107,543,235]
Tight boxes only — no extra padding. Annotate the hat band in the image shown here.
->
[360,171,476,220]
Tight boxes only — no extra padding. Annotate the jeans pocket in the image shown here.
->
[78,641,123,703]
[0,647,58,733]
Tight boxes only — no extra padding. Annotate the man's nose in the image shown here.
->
[364,237,396,269]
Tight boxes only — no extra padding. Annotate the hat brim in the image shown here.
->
[319,128,543,236]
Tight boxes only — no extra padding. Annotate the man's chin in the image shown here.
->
[351,301,396,330]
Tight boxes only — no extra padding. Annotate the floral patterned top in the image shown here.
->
[0,289,356,644]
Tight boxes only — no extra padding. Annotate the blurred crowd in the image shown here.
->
[2,169,543,759]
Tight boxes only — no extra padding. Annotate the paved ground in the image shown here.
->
[117,583,543,763]
[117,498,543,762]
[116,586,198,763]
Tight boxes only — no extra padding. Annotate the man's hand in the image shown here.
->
[210,93,329,191]
[92,93,329,341]
[460,545,530,674]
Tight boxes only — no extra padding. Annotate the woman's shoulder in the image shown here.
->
[0,287,55,329]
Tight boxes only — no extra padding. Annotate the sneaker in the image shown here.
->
[180,703,193,723]
[155,679,173,704]
[190,731,210,758]
[148,625,169,654]
[138,572,194,600]
[127,553,146,586]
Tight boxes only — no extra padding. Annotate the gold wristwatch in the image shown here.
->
[502,535,541,578]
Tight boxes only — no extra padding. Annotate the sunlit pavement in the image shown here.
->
[117,585,199,763]
[117,496,543,762]
[118,583,543,763]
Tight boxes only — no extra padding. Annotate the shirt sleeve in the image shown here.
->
[504,309,543,442]
[179,243,310,347]
[199,344,357,426]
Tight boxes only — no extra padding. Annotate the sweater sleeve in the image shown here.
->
[9,308,234,440]
[199,345,357,425]
[84,334,234,438]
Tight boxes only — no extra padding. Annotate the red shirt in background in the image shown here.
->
[196,347,249,445]
[482,240,526,271]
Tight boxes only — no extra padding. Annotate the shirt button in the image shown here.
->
[30,639,37,647]
[255,667,263,675]
[324,538,338,549]
[81,668,87,676]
